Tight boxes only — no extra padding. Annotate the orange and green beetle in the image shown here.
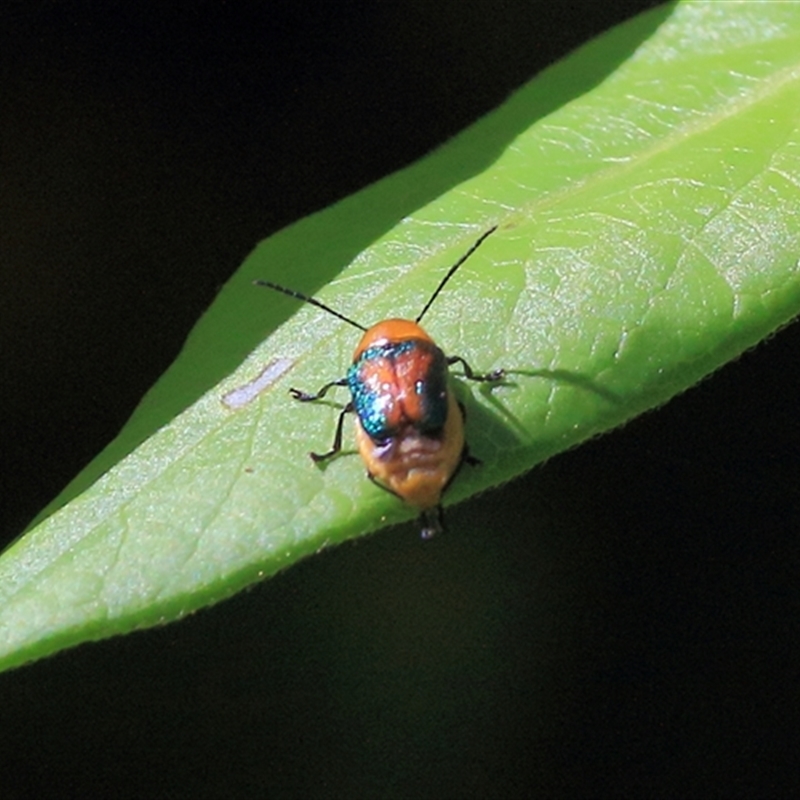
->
[255,226,503,538]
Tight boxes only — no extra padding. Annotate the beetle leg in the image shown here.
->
[419,506,445,539]
[418,440,480,540]
[289,377,348,402]
[309,401,354,462]
[366,471,402,500]
[446,355,504,382]
[464,449,481,466]
[456,401,481,466]
[367,475,445,540]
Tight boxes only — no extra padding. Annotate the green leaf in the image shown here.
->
[3,0,800,671]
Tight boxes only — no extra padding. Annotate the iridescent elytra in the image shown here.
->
[254,226,503,538]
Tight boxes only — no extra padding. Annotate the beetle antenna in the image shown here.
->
[253,279,368,332]
[415,225,498,324]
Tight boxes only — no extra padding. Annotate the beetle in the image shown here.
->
[254,225,503,538]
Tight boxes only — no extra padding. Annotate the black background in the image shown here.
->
[2,2,799,798]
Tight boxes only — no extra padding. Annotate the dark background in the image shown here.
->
[2,2,799,798]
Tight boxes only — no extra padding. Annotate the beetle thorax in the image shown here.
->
[353,319,434,360]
